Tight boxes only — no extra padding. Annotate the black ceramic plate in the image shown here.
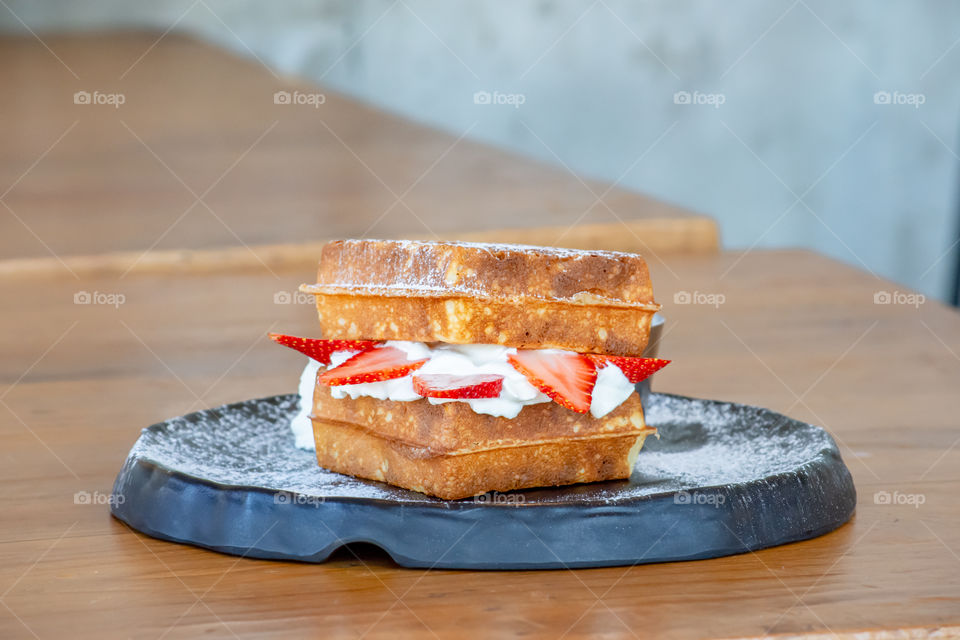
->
[110,393,856,570]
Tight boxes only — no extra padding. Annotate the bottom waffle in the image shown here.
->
[311,417,655,500]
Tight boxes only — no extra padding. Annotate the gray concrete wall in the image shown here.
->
[3,0,958,300]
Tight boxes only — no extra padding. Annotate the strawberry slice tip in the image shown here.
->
[507,350,596,413]
[585,355,671,384]
[412,374,504,399]
[318,346,428,386]
[268,333,381,365]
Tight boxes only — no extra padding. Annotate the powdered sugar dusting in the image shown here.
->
[305,238,659,309]
[353,238,642,259]
[125,392,841,505]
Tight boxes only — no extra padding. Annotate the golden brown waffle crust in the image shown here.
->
[313,381,651,454]
[310,381,655,499]
[312,417,651,500]
[300,239,660,355]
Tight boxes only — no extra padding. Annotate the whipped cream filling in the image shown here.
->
[290,358,322,450]
[328,342,552,418]
[290,341,637,450]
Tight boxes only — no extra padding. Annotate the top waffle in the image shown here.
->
[300,239,660,356]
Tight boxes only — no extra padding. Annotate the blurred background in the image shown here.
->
[2,0,958,303]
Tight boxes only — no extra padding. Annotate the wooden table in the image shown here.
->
[0,31,716,276]
[3,33,960,640]
[3,249,960,639]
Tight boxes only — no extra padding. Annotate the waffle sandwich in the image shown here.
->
[271,239,669,500]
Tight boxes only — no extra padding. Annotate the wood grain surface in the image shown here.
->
[2,248,959,639]
[0,32,716,269]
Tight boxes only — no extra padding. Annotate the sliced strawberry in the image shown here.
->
[318,346,428,386]
[412,374,504,399]
[268,333,380,364]
[507,350,596,413]
[586,355,671,384]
